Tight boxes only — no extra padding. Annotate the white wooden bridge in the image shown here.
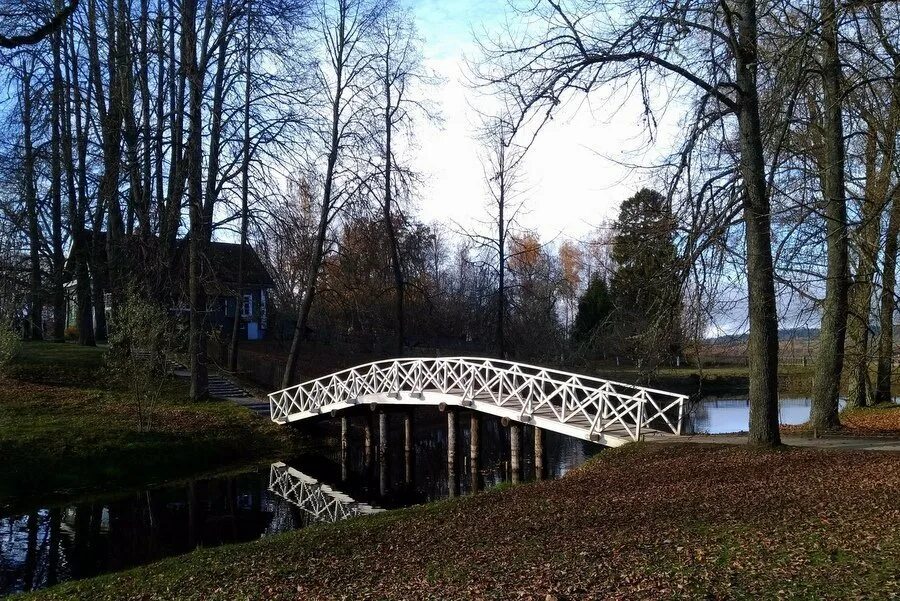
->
[268,357,687,447]
[269,462,383,523]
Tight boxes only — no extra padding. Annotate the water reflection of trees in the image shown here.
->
[0,471,277,595]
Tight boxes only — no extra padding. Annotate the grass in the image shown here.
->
[14,443,900,600]
[0,342,297,512]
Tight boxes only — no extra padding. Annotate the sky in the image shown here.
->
[407,0,684,242]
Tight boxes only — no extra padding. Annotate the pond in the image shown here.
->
[0,407,601,595]
[686,396,845,435]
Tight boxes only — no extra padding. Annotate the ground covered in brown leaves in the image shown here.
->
[839,404,900,434]
[781,404,900,436]
[20,444,900,600]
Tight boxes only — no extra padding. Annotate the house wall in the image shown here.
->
[214,287,269,341]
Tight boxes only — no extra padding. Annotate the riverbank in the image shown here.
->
[586,363,837,398]
[17,443,900,600]
[0,343,297,512]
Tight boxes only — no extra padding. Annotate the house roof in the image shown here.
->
[66,231,275,291]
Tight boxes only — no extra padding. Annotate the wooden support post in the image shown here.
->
[340,416,349,482]
[510,423,520,485]
[470,412,480,493]
[534,426,544,481]
[378,411,388,497]
[404,410,413,486]
[363,415,372,466]
[447,409,457,497]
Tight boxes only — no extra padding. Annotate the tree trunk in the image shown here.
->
[50,26,65,342]
[497,168,506,360]
[183,0,208,400]
[282,9,348,388]
[735,0,780,445]
[810,0,848,432]
[67,22,95,346]
[230,6,252,372]
[22,63,42,341]
[845,115,893,408]
[88,0,125,337]
[876,186,900,404]
[870,63,900,405]
[383,54,404,357]
[160,0,186,282]
[154,0,166,271]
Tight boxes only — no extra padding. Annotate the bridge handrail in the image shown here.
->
[268,357,688,442]
[270,356,685,402]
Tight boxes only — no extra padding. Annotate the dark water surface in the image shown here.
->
[4,396,851,594]
[0,407,600,595]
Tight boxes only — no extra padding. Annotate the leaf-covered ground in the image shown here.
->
[18,443,900,600]
[781,404,900,436]
[839,404,900,434]
[0,342,296,511]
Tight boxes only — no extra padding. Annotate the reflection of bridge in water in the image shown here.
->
[268,463,383,524]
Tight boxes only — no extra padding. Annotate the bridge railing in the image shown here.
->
[268,357,687,442]
[269,463,381,523]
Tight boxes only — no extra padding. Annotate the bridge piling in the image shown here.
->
[340,416,349,481]
[378,412,388,496]
[510,423,521,485]
[447,409,457,497]
[364,416,373,466]
[403,410,413,486]
[470,413,480,493]
[534,426,544,481]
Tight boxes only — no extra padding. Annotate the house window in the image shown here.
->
[241,293,253,318]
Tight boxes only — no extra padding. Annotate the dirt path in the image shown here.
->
[653,432,900,451]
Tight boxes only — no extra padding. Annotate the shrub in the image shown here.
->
[106,293,184,431]
[0,325,22,376]
[64,326,79,341]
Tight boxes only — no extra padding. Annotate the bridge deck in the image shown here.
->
[269,358,687,447]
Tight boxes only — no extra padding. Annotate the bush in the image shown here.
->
[106,293,184,431]
[0,326,22,376]
[64,325,79,341]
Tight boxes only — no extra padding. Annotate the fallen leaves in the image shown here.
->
[19,443,900,600]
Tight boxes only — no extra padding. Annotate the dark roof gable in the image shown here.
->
[66,231,275,290]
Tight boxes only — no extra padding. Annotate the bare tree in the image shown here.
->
[463,115,526,360]
[20,59,41,340]
[476,0,785,444]
[809,0,850,431]
[229,0,253,372]
[369,1,435,356]
[0,0,80,49]
[282,0,382,387]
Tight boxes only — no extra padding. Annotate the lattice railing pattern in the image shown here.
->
[268,357,687,442]
[268,463,381,523]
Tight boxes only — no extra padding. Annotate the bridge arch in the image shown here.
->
[269,357,687,447]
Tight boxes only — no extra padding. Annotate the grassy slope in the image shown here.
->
[17,443,900,600]
[0,342,295,512]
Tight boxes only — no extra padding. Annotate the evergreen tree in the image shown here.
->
[609,188,682,367]
[573,276,613,349]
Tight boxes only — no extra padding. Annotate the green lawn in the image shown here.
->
[0,342,296,512]
[15,443,900,600]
